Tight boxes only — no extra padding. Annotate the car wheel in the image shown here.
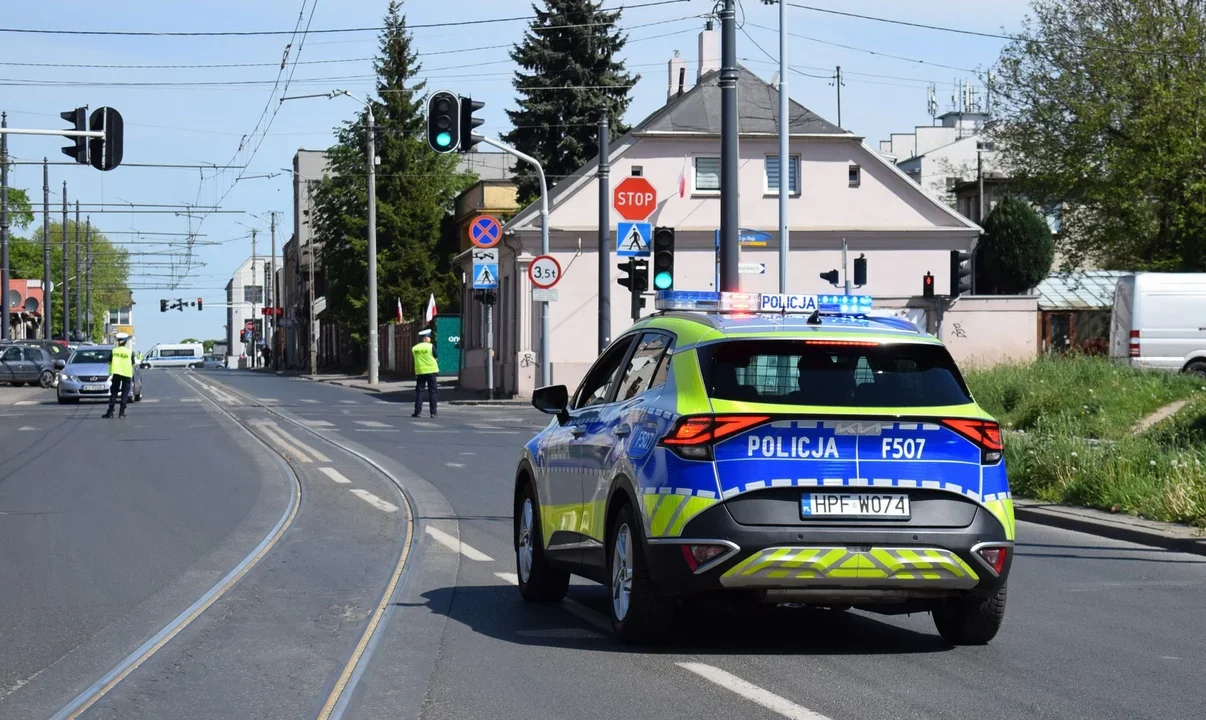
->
[607,502,675,644]
[514,481,569,602]
[932,583,1007,645]
[39,370,55,388]
[1186,361,1206,377]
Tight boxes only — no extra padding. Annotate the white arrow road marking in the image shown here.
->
[425,526,493,561]
[676,663,833,720]
[349,489,398,513]
[318,467,352,484]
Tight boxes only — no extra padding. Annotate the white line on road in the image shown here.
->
[262,422,331,462]
[18,425,36,431]
[142,398,160,403]
[445,462,464,468]
[676,663,832,720]
[355,420,390,428]
[301,420,334,427]
[339,400,358,404]
[412,421,440,428]
[318,467,352,484]
[255,424,314,463]
[259,398,278,403]
[425,526,494,562]
[495,571,519,585]
[561,598,611,633]
[355,429,398,433]
[349,488,398,513]
[300,399,320,403]
[15,401,37,406]
[469,424,502,430]
[181,398,201,403]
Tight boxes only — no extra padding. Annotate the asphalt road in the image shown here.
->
[2,369,1204,720]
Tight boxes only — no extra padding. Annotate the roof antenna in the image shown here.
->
[806,309,821,325]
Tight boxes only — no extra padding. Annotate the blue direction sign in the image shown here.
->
[617,221,652,257]
[469,215,502,248]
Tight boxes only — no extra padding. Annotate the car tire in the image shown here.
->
[932,583,1007,645]
[134,391,142,402]
[607,501,675,644]
[514,480,570,603]
[1186,361,1206,377]
[39,370,55,388]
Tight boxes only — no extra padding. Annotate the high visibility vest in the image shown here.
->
[111,345,134,377]
[412,341,439,375]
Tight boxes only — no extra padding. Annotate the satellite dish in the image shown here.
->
[23,297,39,313]
[6,290,20,309]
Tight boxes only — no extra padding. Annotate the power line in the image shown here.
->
[745,22,980,73]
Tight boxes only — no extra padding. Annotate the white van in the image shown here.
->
[1109,273,1206,376]
[140,343,205,369]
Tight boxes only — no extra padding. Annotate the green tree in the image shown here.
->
[180,337,200,343]
[992,0,1206,270]
[502,0,637,206]
[312,0,470,348]
[3,187,34,229]
[975,196,1055,294]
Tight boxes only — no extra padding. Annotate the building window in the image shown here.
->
[694,157,721,192]
[764,155,800,194]
[848,164,861,187]
[244,285,264,303]
[631,165,643,177]
[107,307,130,325]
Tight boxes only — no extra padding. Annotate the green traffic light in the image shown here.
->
[436,132,452,148]
[654,271,673,290]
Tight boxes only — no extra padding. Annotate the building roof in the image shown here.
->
[638,66,847,136]
[1035,271,1129,310]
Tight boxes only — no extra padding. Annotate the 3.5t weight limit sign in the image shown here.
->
[613,177,656,221]
[528,255,562,289]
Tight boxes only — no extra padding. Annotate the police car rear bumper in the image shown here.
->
[643,501,1011,601]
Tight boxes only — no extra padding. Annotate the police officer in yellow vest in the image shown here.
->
[411,328,439,418]
[103,332,135,419]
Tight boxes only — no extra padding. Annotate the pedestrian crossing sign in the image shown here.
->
[472,263,499,289]
[616,221,652,257]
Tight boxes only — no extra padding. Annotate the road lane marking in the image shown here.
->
[355,420,391,428]
[15,400,37,405]
[490,573,611,632]
[412,420,440,427]
[181,398,201,403]
[18,425,36,431]
[142,398,160,403]
[255,424,314,463]
[349,489,399,513]
[259,397,278,403]
[469,423,502,430]
[495,572,519,584]
[260,421,331,463]
[300,399,320,403]
[355,429,398,433]
[425,525,494,561]
[339,400,358,404]
[445,462,464,468]
[318,467,352,484]
[301,420,334,427]
[676,663,832,720]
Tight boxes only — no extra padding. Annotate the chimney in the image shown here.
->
[698,20,719,80]
[667,50,690,102]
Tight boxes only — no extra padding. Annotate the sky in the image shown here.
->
[1,0,1030,349]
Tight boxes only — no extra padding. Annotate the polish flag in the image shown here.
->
[396,298,404,323]
[424,293,438,324]
[677,155,690,198]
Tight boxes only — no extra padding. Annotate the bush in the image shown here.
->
[975,196,1055,294]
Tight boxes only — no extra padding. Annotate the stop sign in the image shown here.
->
[613,176,657,221]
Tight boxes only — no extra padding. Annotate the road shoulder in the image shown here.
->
[1015,498,1206,556]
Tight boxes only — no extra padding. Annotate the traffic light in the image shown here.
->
[197,298,203,311]
[853,254,867,287]
[617,258,648,321]
[88,107,124,172]
[923,272,935,298]
[819,269,840,286]
[652,226,675,290]
[459,97,485,153]
[160,299,168,312]
[60,107,87,164]
[426,91,460,153]
[950,250,973,298]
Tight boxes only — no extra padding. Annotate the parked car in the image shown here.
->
[1109,273,1206,376]
[16,339,73,364]
[56,346,143,404]
[201,354,226,369]
[0,343,60,388]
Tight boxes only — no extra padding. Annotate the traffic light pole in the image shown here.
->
[366,105,379,386]
[1,114,9,341]
[42,159,51,340]
[74,202,81,340]
[718,0,741,292]
[84,219,91,341]
[480,135,551,387]
[597,109,611,354]
[842,238,851,295]
[61,183,68,341]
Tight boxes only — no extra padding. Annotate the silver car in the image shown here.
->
[56,346,144,405]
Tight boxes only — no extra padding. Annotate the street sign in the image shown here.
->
[532,288,558,302]
[739,228,772,247]
[739,262,767,275]
[468,215,502,248]
[472,263,499,289]
[617,221,652,257]
[528,255,562,289]
[613,177,657,221]
[471,247,498,264]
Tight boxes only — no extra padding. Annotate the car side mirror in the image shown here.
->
[532,384,570,422]
[54,359,66,370]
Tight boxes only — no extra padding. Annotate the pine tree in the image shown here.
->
[502,0,637,205]
[312,0,471,346]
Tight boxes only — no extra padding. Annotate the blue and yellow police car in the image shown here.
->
[513,291,1013,644]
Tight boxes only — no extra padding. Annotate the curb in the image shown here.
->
[1014,500,1206,557]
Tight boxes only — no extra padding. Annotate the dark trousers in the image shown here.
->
[107,375,131,414]
[414,373,438,415]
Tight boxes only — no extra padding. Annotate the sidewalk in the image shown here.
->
[298,372,528,405]
[1014,498,1206,557]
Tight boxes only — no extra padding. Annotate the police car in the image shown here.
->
[514,291,1013,645]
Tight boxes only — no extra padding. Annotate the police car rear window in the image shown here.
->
[699,340,972,407]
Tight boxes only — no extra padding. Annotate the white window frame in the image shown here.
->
[763,154,801,195]
[693,156,721,193]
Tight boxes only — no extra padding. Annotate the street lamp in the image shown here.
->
[280,89,379,385]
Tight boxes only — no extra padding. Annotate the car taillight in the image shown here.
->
[661,415,770,459]
[977,546,1008,575]
[680,544,729,572]
[1129,329,1140,358]
[943,418,1003,463]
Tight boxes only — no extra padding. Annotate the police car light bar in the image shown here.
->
[655,290,873,315]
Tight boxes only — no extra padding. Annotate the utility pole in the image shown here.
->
[718,0,740,292]
[74,201,81,340]
[84,219,91,341]
[1,113,10,341]
[835,66,844,127]
[61,182,68,341]
[777,0,789,293]
[307,182,317,375]
[366,104,379,385]
[842,238,852,295]
[42,159,50,339]
[250,228,257,369]
[270,211,278,370]
[597,107,611,353]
